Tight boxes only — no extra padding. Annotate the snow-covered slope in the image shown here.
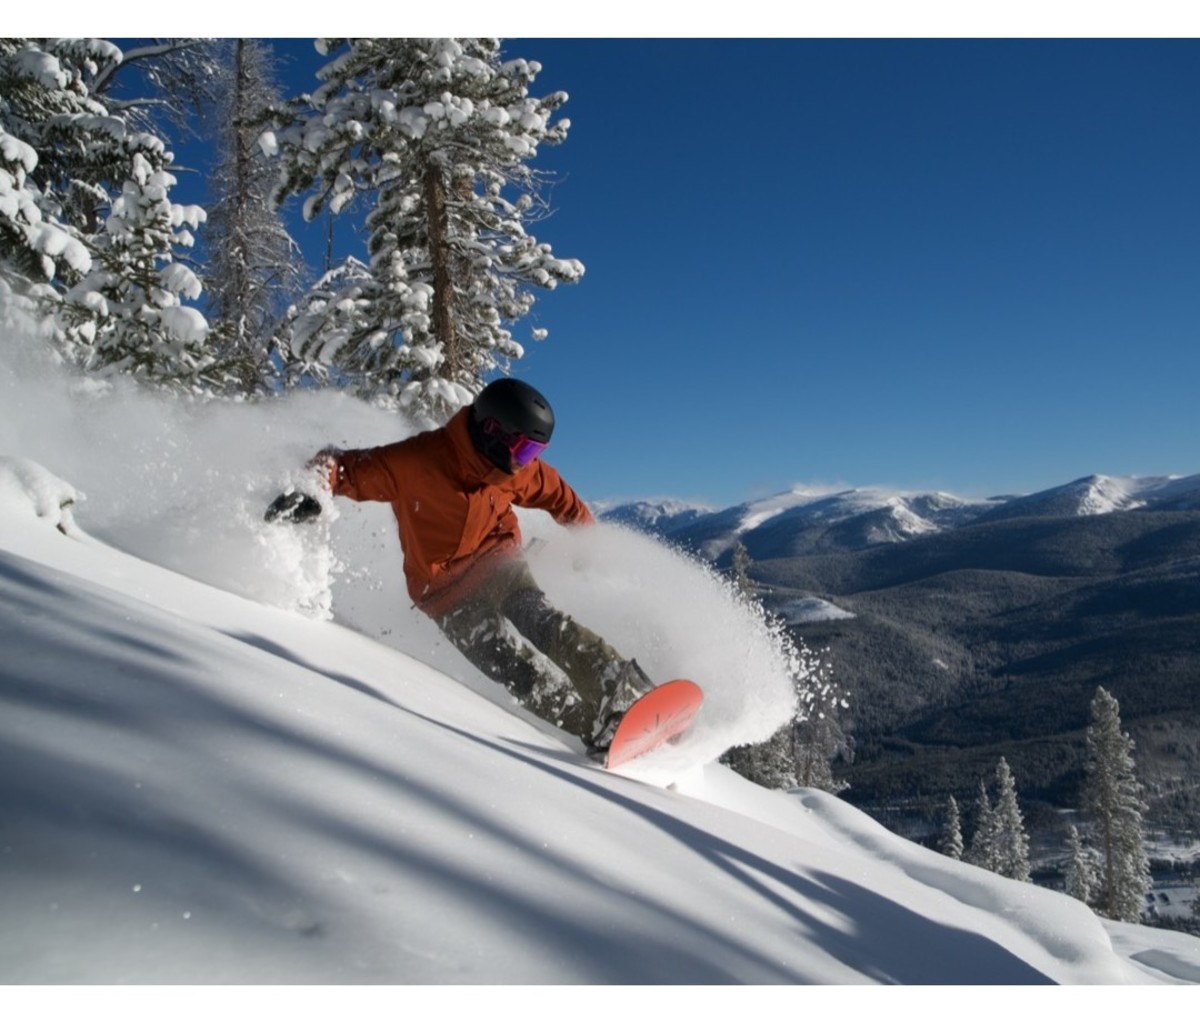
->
[977,473,1200,523]
[4,461,1200,985]
[4,332,1200,986]
[605,486,996,559]
[592,497,715,534]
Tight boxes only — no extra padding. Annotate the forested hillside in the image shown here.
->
[604,489,1200,850]
[752,509,1198,797]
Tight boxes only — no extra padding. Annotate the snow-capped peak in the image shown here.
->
[602,473,1200,561]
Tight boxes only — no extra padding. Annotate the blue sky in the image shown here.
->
[500,38,1200,507]
[215,37,1200,507]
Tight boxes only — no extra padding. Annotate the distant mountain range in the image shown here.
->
[599,473,1200,561]
[600,473,1200,840]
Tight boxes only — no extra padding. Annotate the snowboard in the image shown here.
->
[605,679,703,770]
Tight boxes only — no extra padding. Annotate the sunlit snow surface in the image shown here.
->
[2,332,1200,988]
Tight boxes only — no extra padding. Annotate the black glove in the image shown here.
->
[264,490,323,524]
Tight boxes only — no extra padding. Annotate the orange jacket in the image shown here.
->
[329,407,595,617]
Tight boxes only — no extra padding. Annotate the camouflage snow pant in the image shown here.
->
[436,557,650,742]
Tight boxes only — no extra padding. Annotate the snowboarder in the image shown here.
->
[305,378,651,754]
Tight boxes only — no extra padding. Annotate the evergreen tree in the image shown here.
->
[721,660,849,793]
[731,540,753,596]
[963,762,1031,880]
[60,152,211,386]
[0,38,214,386]
[204,38,303,390]
[711,538,851,794]
[793,680,850,794]
[1082,687,1151,923]
[940,795,964,860]
[720,733,798,791]
[719,542,797,789]
[1064,824,1098,905]
[0,38,114,288]
[966,778,998,871]
[991,758,1032,882]
[0,119,83,295]
[265,38,584,420]
[718,545,849,794]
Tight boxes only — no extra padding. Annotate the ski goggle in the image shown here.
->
[482,418,549,466]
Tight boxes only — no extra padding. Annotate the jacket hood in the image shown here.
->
[445,406,515,488]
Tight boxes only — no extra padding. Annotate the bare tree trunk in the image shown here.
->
[423,162,458,380]
[230,39,251,351]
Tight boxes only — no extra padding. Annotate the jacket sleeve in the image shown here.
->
[516,461,596,526]
[328,443,409,503]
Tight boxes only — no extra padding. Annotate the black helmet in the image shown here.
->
[473,378,555,442]
[470,378,555,470]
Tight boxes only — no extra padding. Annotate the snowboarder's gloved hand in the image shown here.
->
[264,490,323,524]
[307,447,343,490]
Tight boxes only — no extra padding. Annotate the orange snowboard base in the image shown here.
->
[605,679,703,770]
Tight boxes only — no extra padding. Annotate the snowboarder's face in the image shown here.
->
[479,418,548,471]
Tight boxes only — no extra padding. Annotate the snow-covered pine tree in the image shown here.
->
[940,795,964,860]
[731,540,753,596]
[0,39,110,290]
[721,654,850,792]
[719,734,798,791]
[793,670,850,794]
[264,38,584,421]
[204,39,303,391]
[1064,824,1098,905]
[0,119,81,318]
[966,778,998,871]
[720,541,798,789]
[60,151,211,386]
[1082,687,1151,923]
[991,757,1032,882]
[0,38,214,387]
[718,544,849,793]
[754,524,849,792]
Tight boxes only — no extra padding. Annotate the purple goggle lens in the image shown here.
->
[483,418,548,466]
[509,435,549,466]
